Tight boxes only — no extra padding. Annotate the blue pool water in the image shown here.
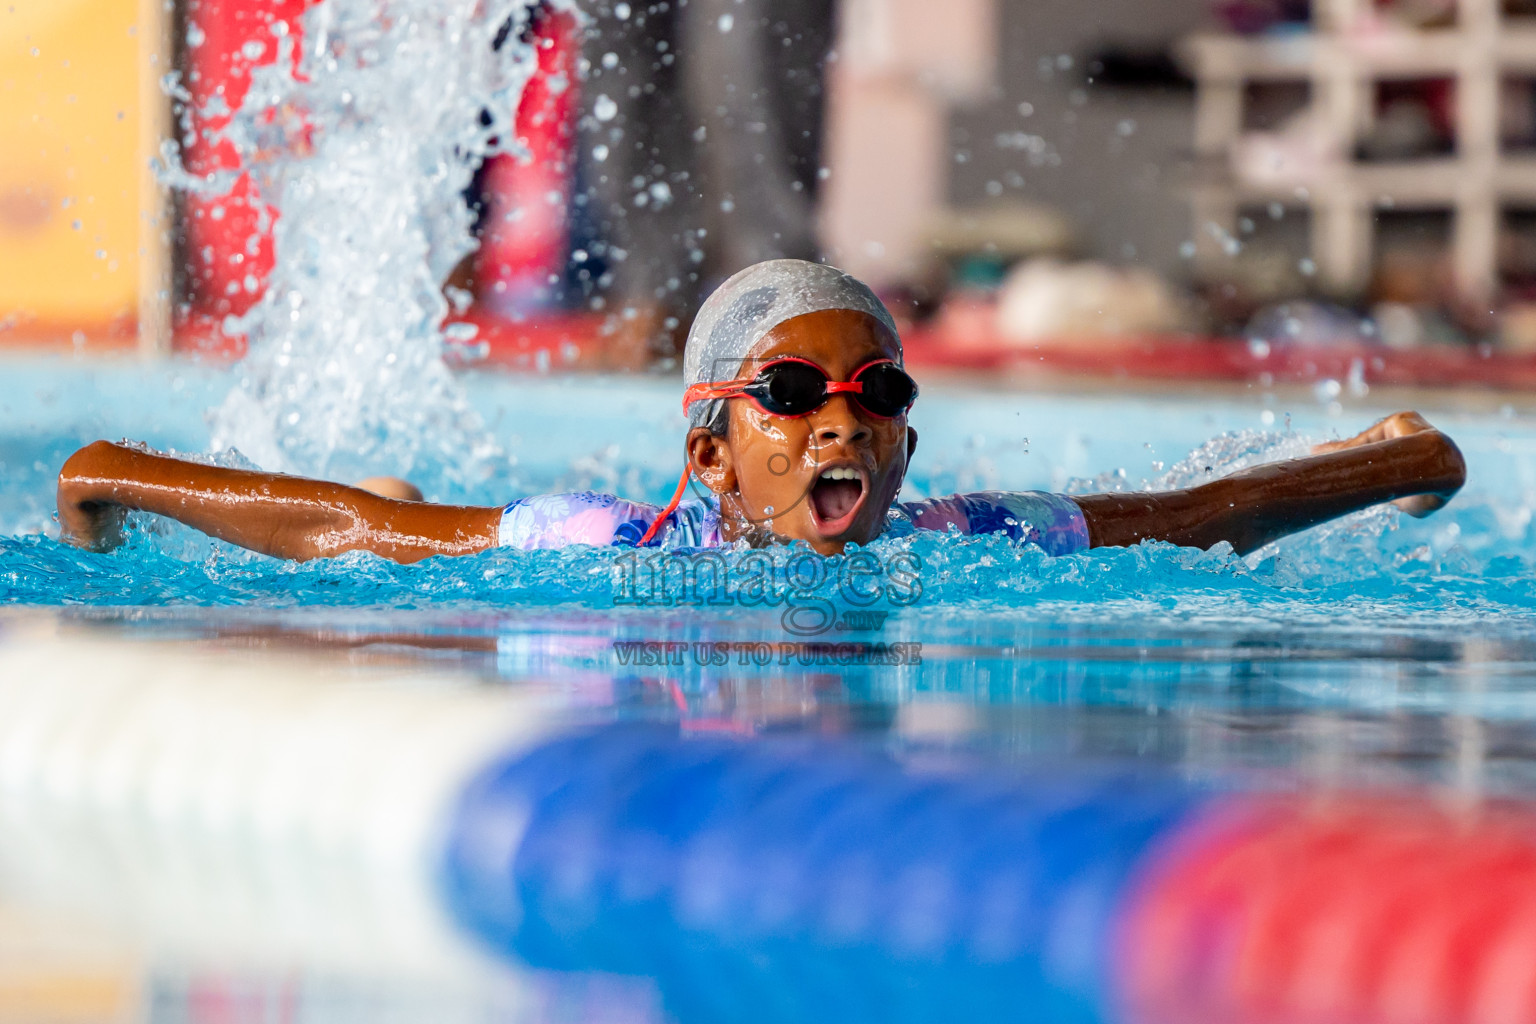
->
[6,356,1536,793]
[9,356,1536,1023]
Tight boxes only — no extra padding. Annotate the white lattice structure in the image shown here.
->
[1179,0,1536,303]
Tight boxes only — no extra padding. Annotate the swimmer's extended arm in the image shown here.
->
[1074,412,1466,556]
[56,440,502,563]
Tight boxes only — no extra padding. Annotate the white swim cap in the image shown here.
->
[683,259,900,432]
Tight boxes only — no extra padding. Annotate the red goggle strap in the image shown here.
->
[682,378,752,413]
[637,464,693,546]
[680,370,865,414]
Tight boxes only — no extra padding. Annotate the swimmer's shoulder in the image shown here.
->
[498,490,723,549]
[893,490,1089,556]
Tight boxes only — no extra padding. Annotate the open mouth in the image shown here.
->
[809,465,867,534]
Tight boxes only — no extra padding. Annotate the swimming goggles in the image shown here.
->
[638,357,919,545]
[681,357,919,420]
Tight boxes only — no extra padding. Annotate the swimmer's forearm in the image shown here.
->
[57,440,501,562]
[1076,429,1466,556]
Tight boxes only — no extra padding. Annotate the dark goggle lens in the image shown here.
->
[746,360,917,417]
[855,363,918,417]
[754,362,829,415]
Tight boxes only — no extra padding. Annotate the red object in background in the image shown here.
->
[475,6,578,314]
[178,1,578,355]
[180,0,317,353]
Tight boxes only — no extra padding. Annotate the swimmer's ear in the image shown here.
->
[687,427,737,494]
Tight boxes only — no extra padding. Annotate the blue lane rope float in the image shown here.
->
[440,726,1202,1024]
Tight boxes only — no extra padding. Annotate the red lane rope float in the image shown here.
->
[1117,797,1536,1024]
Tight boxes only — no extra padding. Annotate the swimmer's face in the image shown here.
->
[687,308,918,555]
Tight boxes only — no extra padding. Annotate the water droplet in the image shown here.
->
[718,13,734,32]
[614,2,631,18]
[591,143,609,162]
[601,51,618,69]
[71,219,82,230]
[1298,257,1317,277]
[186,24,205,47]
[593,94,617,122]
[241,39,266,61]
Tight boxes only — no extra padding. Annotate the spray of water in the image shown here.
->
[168,0,547,497]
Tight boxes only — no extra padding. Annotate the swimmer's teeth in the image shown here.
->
[819,467,859,481]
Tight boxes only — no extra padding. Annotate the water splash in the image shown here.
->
[174,0,546,498]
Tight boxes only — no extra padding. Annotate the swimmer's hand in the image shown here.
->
[57,444,130,551]
[1309,411,1464,517]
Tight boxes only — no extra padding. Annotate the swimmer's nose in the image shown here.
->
[814,395,872,446]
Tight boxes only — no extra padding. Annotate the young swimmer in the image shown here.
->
[57,260,1466,562]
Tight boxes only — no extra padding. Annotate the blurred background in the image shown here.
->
[12,0,1536,384]
[14,4,1536,1023]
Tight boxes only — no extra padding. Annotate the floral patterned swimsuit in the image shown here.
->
[498,490,1089,555]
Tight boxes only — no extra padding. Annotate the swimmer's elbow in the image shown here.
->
[274,505,368,562]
